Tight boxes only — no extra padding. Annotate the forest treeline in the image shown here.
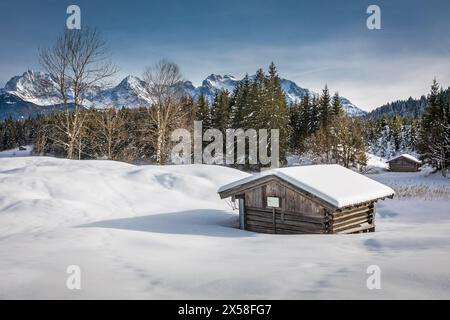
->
[0,61,368,169]
[2,75,448,172]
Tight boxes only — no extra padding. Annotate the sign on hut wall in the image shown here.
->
[267,196,280,208]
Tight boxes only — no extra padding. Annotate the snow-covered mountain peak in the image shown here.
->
[279,78,310,103]
[202,74,239,94]
[205,73,236,83]
[5,70,55,91]
[86,75,149,109]
[117,75,145,90]
[3,70,61,105]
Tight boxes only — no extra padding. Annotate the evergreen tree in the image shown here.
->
[196,93,211,128]
[230,75,252,129]
[409,120,418,151]
[228,75,256,169]
[319,85,331,127]
[252,68,267,128]
[391,114,403,152]
[331,92,344,118]
[262,62,290,165]
[289,101,301,150]
[309,95,320,133]
[210,90,231,132]
[298,92,311,138]
[418,80,450,173]
[2,117,17,150]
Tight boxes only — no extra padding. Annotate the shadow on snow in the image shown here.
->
[77,209,254,238]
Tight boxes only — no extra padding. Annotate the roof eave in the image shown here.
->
[336,192,395,210]
[218,174,275,199]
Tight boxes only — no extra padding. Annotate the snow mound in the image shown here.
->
[364,153,388,173]
[0,157,248,236]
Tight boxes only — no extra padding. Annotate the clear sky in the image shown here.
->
[1,0,449,110]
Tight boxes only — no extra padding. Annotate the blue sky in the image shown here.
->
[1,0,449,110]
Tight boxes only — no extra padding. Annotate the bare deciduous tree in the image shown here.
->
[39,28,117,159]
[91,108,126,160]
[142,59,186,164]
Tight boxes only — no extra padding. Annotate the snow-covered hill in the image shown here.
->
[0,156,449,299]
[0,70,367,120]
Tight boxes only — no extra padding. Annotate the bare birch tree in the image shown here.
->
[142,60,186,164]
[39,28,117,159]
[91,108,126,160]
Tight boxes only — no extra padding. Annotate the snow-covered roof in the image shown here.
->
[387,154,421,164]
[218,164,395,208]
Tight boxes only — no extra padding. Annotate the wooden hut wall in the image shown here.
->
[329,203,375,234]
[389,158,420,172]
[236,178,376,235]
[242,180,328,234]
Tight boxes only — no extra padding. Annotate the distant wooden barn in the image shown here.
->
[218,165,394,234]
[387,154,421,172]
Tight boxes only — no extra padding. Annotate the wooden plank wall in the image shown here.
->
[330,203,375,234]
[389,158,419,172]
[241,179,376,234]
[390,163,419,172]
[243,180,327,234]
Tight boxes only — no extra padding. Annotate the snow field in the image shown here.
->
[0,157,449,299]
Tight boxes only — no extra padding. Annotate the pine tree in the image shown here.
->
[228,75,256,169]
[180,95,196,132]
[229,79,243,128]
[210,90,231,133]
[331,92,344,118]
[196,92,211,128]
[391,114,402,152]
[319,85,331,128]
[253,68,267,129]
[418,79,450,173]
[2,117,17,150]
[309,95,320,133]
[262,62,290,165]
[230,75,252,129]
[409,120,418,151]
[299,92,311,136]
[289,101,301,150]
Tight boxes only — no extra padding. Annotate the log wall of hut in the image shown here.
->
[238,179,375,234]
[389,158,420,172]
[330,203,375,234]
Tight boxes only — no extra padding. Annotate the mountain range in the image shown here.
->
[0,70,367,120]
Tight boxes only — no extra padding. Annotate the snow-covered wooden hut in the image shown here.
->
[218,165,395,234]
[387,154,421,172]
